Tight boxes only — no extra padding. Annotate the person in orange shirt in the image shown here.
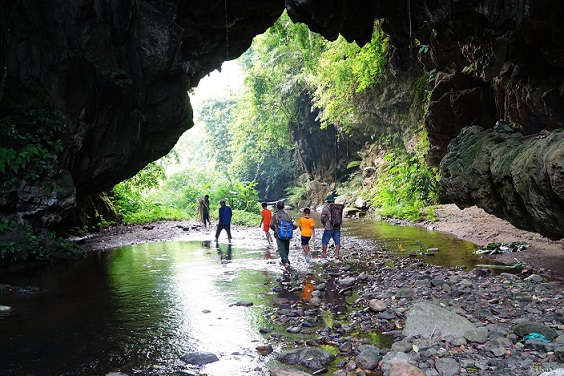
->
[259,202,273,247]
[297,207,315,262]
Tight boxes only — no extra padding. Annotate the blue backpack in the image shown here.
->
[277,220,294,240]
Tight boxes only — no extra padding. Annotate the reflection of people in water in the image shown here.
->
[201,240,211,248]
[301,275,315,301]
[216,242,232,262]
[264,245,272,259]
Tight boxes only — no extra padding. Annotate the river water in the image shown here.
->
[0,218,481,375]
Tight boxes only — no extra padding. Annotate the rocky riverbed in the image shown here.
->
[74,205,564,375]
[265,250,563,376]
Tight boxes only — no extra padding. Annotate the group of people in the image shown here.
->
[261,195,342,271]
[200,194,343,270]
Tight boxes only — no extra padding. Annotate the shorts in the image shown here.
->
[321,228,341,246]
[301,236,311,246]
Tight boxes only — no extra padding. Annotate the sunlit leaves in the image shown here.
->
[373,150,439,221]
[198,97,236,171]
[310,25,388,133]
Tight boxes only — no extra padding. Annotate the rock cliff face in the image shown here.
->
[1,0,563,238]
[441,126,564,239]
[0,0,284,229]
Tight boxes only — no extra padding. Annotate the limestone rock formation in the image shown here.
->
[417,1,564,167]
[0,0,284,229]
[1,0,564,239]
[440,126,564,239]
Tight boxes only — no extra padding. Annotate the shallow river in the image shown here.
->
[0,218,482,375]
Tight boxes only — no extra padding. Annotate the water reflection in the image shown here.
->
[0,218,484,375]
[345,218,481,269]
[0,241,278,375]
[216,242,233,262]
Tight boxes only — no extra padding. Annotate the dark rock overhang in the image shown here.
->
[1,0,564,238]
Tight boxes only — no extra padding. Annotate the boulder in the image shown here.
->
[402,301,475,338]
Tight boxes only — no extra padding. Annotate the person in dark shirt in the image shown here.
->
[215,199,233,243]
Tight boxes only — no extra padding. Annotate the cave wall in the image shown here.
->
[1,0,564,238]
[441,126,564,239]
[0,0,284,229]
[406,0,564,238]
[413,0,564,166]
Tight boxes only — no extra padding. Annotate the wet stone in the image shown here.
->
[394,288,415,298]
[388,361,425,376]
[378,311,395,320]
[180,351,219,365]
[368,299,387,312]
[390,340,412,353]
[464,326,489,343]
[286,326,301,333]
[355,345,381,370]
[256,236,564,376]
[514,322,559,340]
[338,341,353,353]
[435,357,459,376]
[556,346,564,362]
[490,347,507,357]
[270,366,311,376]
[275,347,335,370]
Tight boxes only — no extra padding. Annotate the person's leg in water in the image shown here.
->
[264,229,273,246]
[301,236,311,262]
[277,238,290,270]
[333,228,341,259]
[215,224,222,241]
[320,229,332,258]
[226,224,232,243]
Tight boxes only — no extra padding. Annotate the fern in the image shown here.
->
[346,160,362,169]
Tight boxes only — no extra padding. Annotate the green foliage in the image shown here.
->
[310,24,388,133]
[231,209,261,227]
[110,164,262,225]
[284,183,308,207]
[0,218,84,265]
[0,109,68,184]
[373,150,439,221]
[198,97,236,171]
[111,161,166,221]
[411,74,432,117]
[228,181,261,213]
[195,12,391,200]
[346,160,362,169]
[224,13,324,197]
[73,47,133,87]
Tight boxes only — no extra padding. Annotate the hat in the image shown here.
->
[326,195,335,203]
[276,200,284,209]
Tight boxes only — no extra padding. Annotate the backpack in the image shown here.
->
[329,203,344,227]
[277,220,294,240]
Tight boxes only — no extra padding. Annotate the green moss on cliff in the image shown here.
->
[0,108,69,186]
[0,218,85,266]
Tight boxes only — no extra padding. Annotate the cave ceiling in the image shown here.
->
[1,0,564,238]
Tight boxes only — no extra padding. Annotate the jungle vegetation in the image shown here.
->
[110,11,440,225]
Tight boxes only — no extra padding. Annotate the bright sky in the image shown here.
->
[167,60,244,173]
[190,60,244,109]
